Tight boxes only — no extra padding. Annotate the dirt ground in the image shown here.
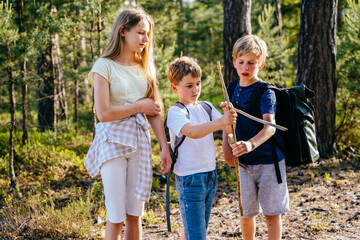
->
[142,148,360,240]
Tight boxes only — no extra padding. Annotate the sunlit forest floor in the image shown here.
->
[144,144,360,240]
[0,132,359,239]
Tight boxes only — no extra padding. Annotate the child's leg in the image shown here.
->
[124,152,145,240]
[240,217,256,240]
[204,170,217,230]
[176,171,213,240]
[124,214,142,240]
[264,214,282,240]
[180,229,186,240]
[101,153,144,240]
[101,157,127,239]
[105,221,123,240]
[179,169,215,240]
[257,160,288,240]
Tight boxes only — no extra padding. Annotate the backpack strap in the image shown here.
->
[165,102,189,149]
[249,82,271,119]
[199,101,212,121]
[164,101,188,232]
[227,79,239,104]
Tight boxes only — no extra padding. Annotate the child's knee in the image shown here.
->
[125,214,141,223]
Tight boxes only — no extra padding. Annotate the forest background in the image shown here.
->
[0,0,359,239]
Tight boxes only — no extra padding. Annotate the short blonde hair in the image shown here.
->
[232,34,268,63]
[167,57,202,84]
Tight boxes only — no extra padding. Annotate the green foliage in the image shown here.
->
[155,42,177,111]
[337,0,360,92]
[0,0,19,70]
[256,4,295,87]
[336,0,360,150]
[1,188,103,238]
[218,167,237,189]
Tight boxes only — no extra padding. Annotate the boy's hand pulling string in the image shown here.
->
[217,61,250,216]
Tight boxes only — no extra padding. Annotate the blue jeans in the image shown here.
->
[175,170,217,240]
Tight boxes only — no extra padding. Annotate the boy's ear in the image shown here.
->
[170,83,177,92]
[258,60,265,70]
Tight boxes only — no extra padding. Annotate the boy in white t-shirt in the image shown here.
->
[166,56,237,240]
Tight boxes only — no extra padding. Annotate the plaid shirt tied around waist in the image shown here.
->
[85,112,153,201]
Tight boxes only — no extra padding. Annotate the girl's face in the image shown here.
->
[171,74,201,105]
[233,52,264,84]
[121,19,150,53]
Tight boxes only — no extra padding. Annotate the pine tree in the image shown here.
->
[296,0,338,157]
[0,0,19,188]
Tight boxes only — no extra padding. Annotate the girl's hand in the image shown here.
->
[232,141,254,157]
[137,98,161,116]
[160,149,172,174]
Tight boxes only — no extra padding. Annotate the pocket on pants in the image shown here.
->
[182,175,193,188]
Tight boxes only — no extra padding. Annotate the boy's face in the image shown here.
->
[233,52,264,83]
[171,74,201,105]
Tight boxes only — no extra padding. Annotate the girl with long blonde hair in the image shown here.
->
[85,8,171,240]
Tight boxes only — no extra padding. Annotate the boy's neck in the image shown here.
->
[239,77,260,87]
[179,99,198,106]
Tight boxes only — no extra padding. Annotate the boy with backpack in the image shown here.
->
[166,56,237,240]
[222,34,290,240]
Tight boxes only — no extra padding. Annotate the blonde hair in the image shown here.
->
[102,9,162,109]
[167,56,202,85]
[232,34,268,63]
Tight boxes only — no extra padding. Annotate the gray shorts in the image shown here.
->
[238,160,290,218]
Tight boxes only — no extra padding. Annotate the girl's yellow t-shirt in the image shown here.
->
[88,58,148,106]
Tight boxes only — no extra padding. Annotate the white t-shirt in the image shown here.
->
[166,102,223,176]
[88,58,148,106]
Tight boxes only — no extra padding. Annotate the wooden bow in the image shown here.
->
[217,61,249,216]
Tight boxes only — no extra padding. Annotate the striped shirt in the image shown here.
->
[84,113,152,201]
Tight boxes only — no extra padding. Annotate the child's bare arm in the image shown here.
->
[147,114,172,174]
[232,113,276,157]
[180,110,237,139]
[94,73,160,122]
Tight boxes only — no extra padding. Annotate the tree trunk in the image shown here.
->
[73,27,80,130]
[80,17,91,105]
[17,0,29,145]
[222,0,252,85]
[273,0,283,36]
[90,7,97,138]
[6,46,17,188]
[51,33,68,123]
[21,62,29,144]
[97,3,103,55]
[90,17,95,64]
[38,43,56,132]
[178,0,183,9]
[296,0,338,158]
